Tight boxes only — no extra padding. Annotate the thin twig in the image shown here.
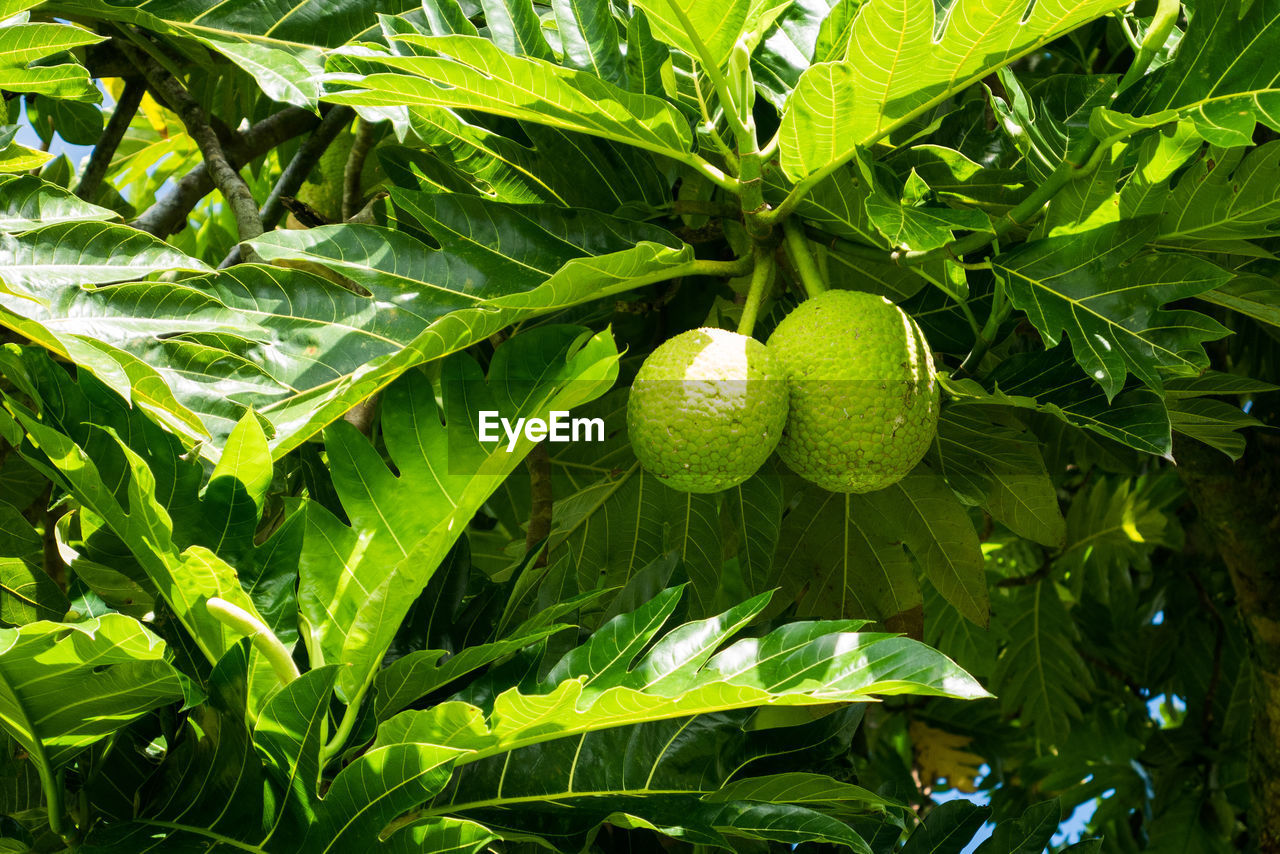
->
[219,105,354,268]
[74,78,144,202]
[131,106,319,237]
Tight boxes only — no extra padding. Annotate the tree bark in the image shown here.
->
[1176,432,1280,853]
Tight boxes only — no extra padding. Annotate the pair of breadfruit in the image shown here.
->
[627,289,939,494]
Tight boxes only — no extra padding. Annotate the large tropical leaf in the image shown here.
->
[0,194,693,458]
[84,645,496,854]
[0,4,103,102]
[298,325,619,700]
[992,221,1232,399]
[777,0,1127,181]
[0,351,275,674]
[991,581,1093,743]
[944,345,1174,456]
[776,469,986,626]
[932,407,1066,548]
[379,586,987,761]
[0,175,118,232]
[0,220,208,291]
[325,34,695,163]
[0,614,182,813]
[631,0,792,69]
[1095,0,1280,146]
[42,0,420,107]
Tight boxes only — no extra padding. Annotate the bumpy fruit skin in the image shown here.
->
[767,289,939,493]
[628,328,788,493]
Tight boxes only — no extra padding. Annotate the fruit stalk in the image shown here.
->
[782,218,828,298]
[207,597,300,686]
[737,244,775,336]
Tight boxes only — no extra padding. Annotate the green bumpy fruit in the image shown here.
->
[627,327,788,493]
[767,289,939,493]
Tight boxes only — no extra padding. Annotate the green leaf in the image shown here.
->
[42,0,418,108]
[326,35,694,163]
[0,19,103,102]
[629,0,750,69]
[720,466,783,604]
[862,163,992,253]
[86,646,488,854]
[1094,0,1280,147]
[778,0,1126,180]
[776,469,986,626]
[1157,142,1280,242]
[378,586,987,759]
[992,70,1115,182]
[0,557,68,626]
[3,373,271,670]
[949,345,1174,456]
[552,0,627,84]
[933,407,1065,547]
[752,0,841,109]
[924,577,994,678]
[992,581,1093,743]
[707,772,897,813]
[974,799,1060,854]
[373,623,570,721]
[1200,275,1280,330]
[0,195,692,459]
[900,798,990,854]
[480,0,554,60]
[0,614,182,771]
[1168,398,1263,461]
[775,487,918,622]
[626,8,670,97]
[298,326,619,700]
[1057,475,1182,593]
[993,221,1231,399]
[0,175,118,231]
[874,470,987,625]
[428,705,874,848]
[0,220,210,292]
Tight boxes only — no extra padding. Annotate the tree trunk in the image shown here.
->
[1176,433,1280,853]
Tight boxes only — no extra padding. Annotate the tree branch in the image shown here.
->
[131,105,319,238]
[74,77,144,202]
[342,116,376,221]
[219,105,354,268]
[130,51,263,242]
[1176,432,1280,852]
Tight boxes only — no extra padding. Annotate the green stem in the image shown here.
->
[1118,0,1180,91]
[737,245,775,336]
[41,761,68,843]
[782,218,827,298]
[688,155,739,193]
[892,134,1104,267]
[739,149,768,235]
[661,0,754,151]
[207,598,300,686]
[321,666,377,766]
[911,264,982,337]
[758,129,780,161]
[692,72,739,173]
[955,281,1011,378]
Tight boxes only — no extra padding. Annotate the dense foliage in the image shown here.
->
[0,0,1276,851]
